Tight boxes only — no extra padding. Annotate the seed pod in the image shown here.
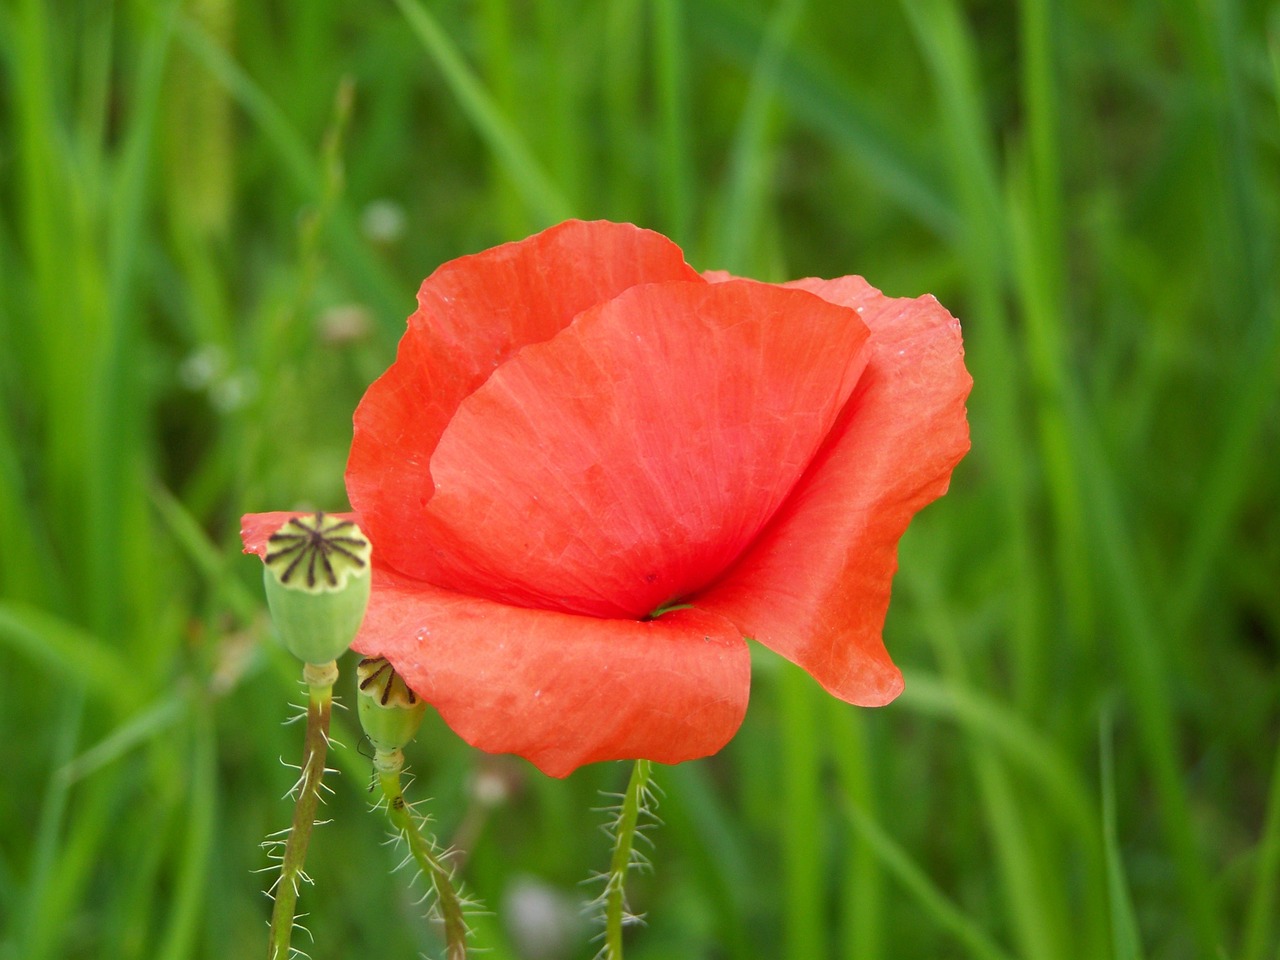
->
[262,512,371,665]
[357,656,427,756]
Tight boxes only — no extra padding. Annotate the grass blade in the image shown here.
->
[651,0,694,245]
[713,0,805,275]
[0,602,137,709]
[779,663,826,960]
[1099,712,1146,960]
[1241,731,1280,960]
[841,796,1016,960]
[391,0,575,225]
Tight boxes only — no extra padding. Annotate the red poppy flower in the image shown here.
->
[242,220,971,777]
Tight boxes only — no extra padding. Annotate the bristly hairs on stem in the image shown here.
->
[587,759,662,960]
[375,751,477,960]
[264,660,339,960]
[355,655,476,957]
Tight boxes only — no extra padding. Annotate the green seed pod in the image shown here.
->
[357,656,427,757]
[262,512,371,665]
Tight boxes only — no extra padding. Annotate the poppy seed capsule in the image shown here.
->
[262,512,372,665]
[357,656,428,757]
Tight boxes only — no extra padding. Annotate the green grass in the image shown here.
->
[1,0,1277,958]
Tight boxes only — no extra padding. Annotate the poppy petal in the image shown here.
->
[406,279,871,620]
[347,221,703,582]
[242,511,308,556]
[352,568,751,777]
[696,276,972,705]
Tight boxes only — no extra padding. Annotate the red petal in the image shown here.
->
[404,279,870,619]
[347,221,703,581]
[353,568,751,777]
[696,276,972,705]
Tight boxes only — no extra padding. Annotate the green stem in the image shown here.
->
[376,751,469,960]
[604,758,654,960]
[266,659,337,960]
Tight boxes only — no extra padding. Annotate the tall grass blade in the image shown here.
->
[475,0,526,235]
[652,0,694,246]
[1167,0,1280,637]
[779,663,826,960]
[392,0,575,225]
[828,698,883,960]
[899,0,1048,715]
[16,692,84,960]
[156,715,217,960]
[713,0,805,275]
[660,762,754,960]
[0,603,137,709]
[1242,733,1280,960]
[690,0,956,236]
[57,694,188,786]
[909,564,1073,960]
[174,14,404,322]
[1099,712,1146,960]
[841,796,1016,960]
[900,672,1098,846]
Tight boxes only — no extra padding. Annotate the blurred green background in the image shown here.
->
[2,0,1278,958]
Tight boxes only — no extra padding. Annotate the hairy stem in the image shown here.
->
[266,659,337,960]
[377,752,469,960]
[603,758,653,960]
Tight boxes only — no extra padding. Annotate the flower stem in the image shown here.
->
[376,750,469,960]
[266,659,337,960]
[603,758,654,960]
